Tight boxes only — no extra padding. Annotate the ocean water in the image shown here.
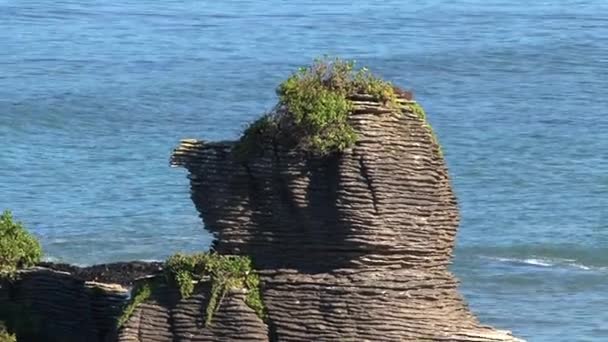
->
[1,0,607,340]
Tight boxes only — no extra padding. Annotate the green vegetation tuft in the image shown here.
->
[164,253,265,326]
[235,57,398,156]
[0,327,16,342]
[409,102,426,121]
[233,114,278,159]
[116,253,264,329]
[408,103,443,157]
[0,210,42,278]
[116,282,153,328]
[0,319,15,342]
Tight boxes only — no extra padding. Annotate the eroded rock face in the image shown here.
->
[0,94,522,341]
[117,284,268,342]
[1,265,268,342]
[0,267,130,342]
[171,94,523,341]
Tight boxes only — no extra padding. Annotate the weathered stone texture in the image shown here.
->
[117,284,268,342]
[171,94,523,341]
[0,267,128,342]
[1,266,267,342]
[0,94,523,341]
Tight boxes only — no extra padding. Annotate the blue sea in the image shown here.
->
[1,0,607,340]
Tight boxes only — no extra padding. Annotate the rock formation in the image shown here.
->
[0,61,523,341]
[170,91,522,341]
[0,262,268,342]
[0,263,154,342]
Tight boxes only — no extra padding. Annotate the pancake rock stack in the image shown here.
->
[171,66,523,341]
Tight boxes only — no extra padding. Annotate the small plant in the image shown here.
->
[233,114,279,159]
[116,253,264,329]
[0,210,42,277]
[408,103,443,157]
[235,57,398,157]
[116,282,153,328]
[0,327,16,342]
[164,253,265,326]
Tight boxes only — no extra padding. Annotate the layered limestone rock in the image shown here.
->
[0,64,522,341]
[0,263,267,342]
[171,93,523,341]
[117,283,268,342]
[0,266,131,342]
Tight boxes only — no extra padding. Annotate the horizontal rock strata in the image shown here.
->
[0,266,130,342]
[1,264,266,342]
[117,282,268,342]
[171,94,523,341]
[0,94,523,341]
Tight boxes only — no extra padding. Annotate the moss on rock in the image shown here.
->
[408,103,443,157]
[164,253,265,326]
[116,282,154,328]
[117,253,265,328]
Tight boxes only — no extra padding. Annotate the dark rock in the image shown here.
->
[37,261,163,286]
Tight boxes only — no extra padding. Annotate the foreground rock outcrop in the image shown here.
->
[116,283,268,341]
[0,263,156,342]
[0,262,268,341]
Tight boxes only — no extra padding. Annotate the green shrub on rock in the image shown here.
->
[116,282,153,328]
[165,253,265,326]
[118,253,265,328]
[235,57,398,157]
[0,210,42,277]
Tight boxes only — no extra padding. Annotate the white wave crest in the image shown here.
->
[483,256,605,271]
